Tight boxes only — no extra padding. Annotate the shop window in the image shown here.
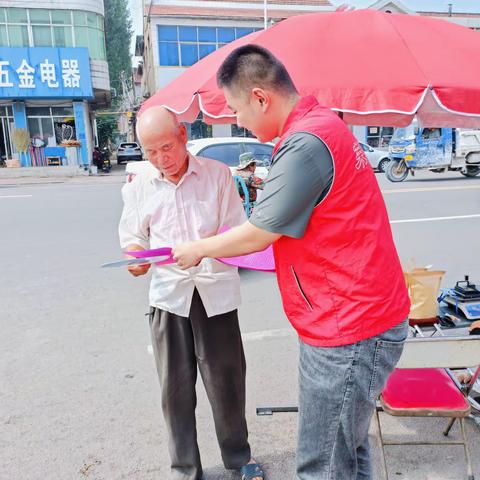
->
[51,107,73,116]
[0,25,7,46]
[7,8,27,24]
[53,26,73,47]
[51,10,71,25]
[32,25,52,47]
[27,107,51,116]
[73,11,86,26]
[74,26,89,48]
[86,12,97,28]
[27,117,41,138]
[41,118,54,143]
[27,106,76,148]
[8,25,29,46]
[30,9,50,24]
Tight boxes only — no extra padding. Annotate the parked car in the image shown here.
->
[359,142,391,172]
[125,137,274,182]
[117,142,143,164]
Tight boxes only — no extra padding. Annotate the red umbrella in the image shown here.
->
[140,9,480,128]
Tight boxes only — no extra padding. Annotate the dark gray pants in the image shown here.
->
[149,289,251,480]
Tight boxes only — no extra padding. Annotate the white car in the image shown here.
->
[359,142,391,172]
[117,142,143,164]
[125,137,274,182]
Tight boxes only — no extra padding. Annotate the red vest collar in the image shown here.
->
[280,96,319,138]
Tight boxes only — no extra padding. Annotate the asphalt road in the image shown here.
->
[1,169,479,480]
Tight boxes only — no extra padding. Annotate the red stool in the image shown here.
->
[376,368,474,480]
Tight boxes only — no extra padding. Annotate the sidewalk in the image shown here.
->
[0,164,126,186]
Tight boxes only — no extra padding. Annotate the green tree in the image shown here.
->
[96,115,118,149]
[97,0,133,147]
[104,0,133,103]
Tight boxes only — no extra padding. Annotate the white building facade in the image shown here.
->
[140,0,333,138]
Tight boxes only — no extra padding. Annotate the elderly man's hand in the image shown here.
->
[172,241,204,270]
[125,244,151,277]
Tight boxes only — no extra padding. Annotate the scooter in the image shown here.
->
[100,147,111,173]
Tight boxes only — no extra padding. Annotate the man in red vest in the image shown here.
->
[173,45,410,480]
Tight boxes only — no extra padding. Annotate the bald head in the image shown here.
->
[137,106,181,144]
[136,106,189,184]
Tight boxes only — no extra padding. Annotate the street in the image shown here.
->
[1,170,480,479]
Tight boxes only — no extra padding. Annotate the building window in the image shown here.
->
[366,126,394,148]
[187,114,212,140]
[26,106,75,147]
[231,125,254,138]
[0,8,106,60]
[158,25,258,67]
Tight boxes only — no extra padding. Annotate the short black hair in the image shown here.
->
[217,44,298,96]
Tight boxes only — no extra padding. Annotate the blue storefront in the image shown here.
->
[0,46,94,167]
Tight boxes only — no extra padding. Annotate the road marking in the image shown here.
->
[0,194,32,199]
[391,213,480,224]
[382,185,480,194]
[241,328,294,341]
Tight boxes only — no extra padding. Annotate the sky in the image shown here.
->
[127,0,479,56]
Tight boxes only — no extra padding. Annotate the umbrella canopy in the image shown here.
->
[140,9,480,128]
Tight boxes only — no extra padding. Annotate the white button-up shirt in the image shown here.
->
[119,154,247,317]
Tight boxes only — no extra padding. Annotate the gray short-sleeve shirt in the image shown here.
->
[249,132,334,238]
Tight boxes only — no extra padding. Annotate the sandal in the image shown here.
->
[239,463,265,480]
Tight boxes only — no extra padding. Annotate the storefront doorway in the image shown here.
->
[0,106,14,166]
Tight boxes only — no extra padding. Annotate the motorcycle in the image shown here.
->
[93,147,111,173]
[100,147,111,173]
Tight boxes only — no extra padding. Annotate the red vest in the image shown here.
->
[272,97,410,347]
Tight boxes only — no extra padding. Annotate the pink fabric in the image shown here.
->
[125,246,276,272]
[218,247,275,272]
[125,247,174,266]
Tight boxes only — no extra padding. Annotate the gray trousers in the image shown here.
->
[296,319,409,480]
[149,289,251,480]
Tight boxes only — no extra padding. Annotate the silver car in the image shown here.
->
[360,142,391,172]
[117,142,143,164]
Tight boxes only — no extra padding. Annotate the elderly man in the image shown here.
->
[119,107,264,480]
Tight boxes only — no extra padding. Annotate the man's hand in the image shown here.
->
[172,241,203,270]
[125,244,151,277]
[172,223,280,270]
